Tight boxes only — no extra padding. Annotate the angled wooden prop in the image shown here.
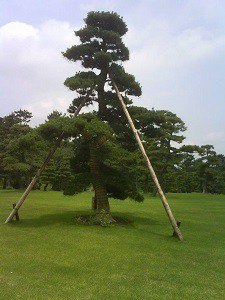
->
[111,78,184,241]
[5,98,87,223]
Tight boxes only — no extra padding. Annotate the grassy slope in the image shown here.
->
[0,190,225,300]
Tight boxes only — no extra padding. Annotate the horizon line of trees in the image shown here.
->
[1,108,225,196]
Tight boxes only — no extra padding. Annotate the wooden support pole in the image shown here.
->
[111,78,184,241]
[13,203,20,221]
[173,221,181,237]
[5,98,87,223]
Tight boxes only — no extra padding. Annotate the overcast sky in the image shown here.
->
[1,0,225,153]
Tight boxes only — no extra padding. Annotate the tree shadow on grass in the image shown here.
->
[7,210,179,241]
[8,210,158,229]
[112,211,158,227]
[8,211,82,228]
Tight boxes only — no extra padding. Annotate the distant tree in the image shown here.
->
[213,154,225,194]
[40,141,74,191]
[196,145,218,193]
[14,109,32,125]
[172,144,225,194]
[172,145,201,193]
[47,110,63,121]
[127,107,186,193]
[0,110,45,189]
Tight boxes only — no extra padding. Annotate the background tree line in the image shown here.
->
[1,107,225,195]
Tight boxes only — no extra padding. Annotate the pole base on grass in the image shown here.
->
[173,221,181,238]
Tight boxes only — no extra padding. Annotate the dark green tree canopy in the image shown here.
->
[39,113,143,202]
[64,11,129,67]
[0,110,45,189]
[63,11,141,118]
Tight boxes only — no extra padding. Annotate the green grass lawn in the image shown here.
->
[1,190,225,299]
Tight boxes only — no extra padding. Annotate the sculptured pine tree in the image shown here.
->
[63,11,142,214]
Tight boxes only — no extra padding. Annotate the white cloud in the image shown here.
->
[123,21,225,153]
[125,25,225,74]
[0,22,39,40]
[124,23,225,112]
[0,20,79,124]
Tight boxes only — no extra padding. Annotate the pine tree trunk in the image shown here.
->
[44,183,49,191]
[92,190,98,211]
[202,183,207,194]
[3,178,8,189]
[152,187,158,197]
[89,145,110,214]
[97,70,107,117]
[19,180,24,189]
[92,196,97,211]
